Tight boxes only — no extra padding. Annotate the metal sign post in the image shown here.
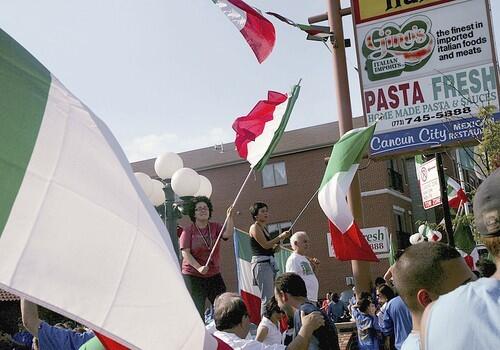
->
[436,153,455,247]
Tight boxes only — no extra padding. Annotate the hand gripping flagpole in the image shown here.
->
[204,167,254,267]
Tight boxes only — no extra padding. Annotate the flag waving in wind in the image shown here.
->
[446,176,468,209]
[318,125,379,262]
[212,0,276,63]
[233,83,300,170]
[0,29,226,350]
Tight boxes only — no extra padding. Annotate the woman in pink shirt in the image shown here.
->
[179,196,234,318]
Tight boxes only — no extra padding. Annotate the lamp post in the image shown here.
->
[138,152,213,262]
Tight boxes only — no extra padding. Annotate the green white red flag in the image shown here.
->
[233,84,300,170]
[265,12,332,40]
[0,29,227,350]
[233,228,290,324]
[211,0,275,63]
[233,228,263,325]
[318,125,379,262]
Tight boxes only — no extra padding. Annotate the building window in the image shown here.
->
[268,221,292,245]
[387,159,404,193]
[394,210,410,249]
[262,162,287,188]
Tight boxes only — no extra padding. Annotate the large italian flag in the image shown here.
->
[212,0,275,63]
[233,228,290,324]
[0,29,226,350]
[318,125,378,262]
[232,84,300,170]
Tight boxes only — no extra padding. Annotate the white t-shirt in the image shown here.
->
[285,252,319,302]
[424,277,500,350]
[213,331,286,350]
[401,331,420,350]
[256,317,282,345]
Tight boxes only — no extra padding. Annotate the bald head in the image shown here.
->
[393,242,474,313]
[290,231,309,255]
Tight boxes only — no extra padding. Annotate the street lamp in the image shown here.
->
[134,152,213,261]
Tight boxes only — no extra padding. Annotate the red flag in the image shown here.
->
[95,333,129,350]
[329,222,379,262]
[212,0,275,63]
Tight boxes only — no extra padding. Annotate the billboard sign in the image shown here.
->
[352,0,500,157]
[327,226,390,259]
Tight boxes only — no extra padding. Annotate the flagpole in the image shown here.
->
[204,167,254,267]
[289,188,319,231]
[324,0,372,296]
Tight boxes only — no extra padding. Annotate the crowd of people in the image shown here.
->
[1,169,498,349]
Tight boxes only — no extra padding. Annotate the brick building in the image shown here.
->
[132,117,419,297]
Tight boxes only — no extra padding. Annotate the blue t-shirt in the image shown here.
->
[294,301,340,350]
[327,301,347,323]
[381,296,412,350]
[425,278,500,350]
[12,331,33,348]
[352,309,380,350]
[38,322,95,350]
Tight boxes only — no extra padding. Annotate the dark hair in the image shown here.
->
[250,202,268,220]
[476,256,497,278]
[214,293,248,331]
[374,277,386,286]
[263,296,282,319]
[357,298,372,313]
[393,241,461,312]
[359,291,371,301]
[274,273,307,298]
[330,293,340,302]
[377,284,395,301]
[186,196,213,222]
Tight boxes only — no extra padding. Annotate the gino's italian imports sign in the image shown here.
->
[352,0,500,157]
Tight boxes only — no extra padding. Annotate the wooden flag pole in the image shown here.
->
[204,167,254,267]
[289,189,320,231]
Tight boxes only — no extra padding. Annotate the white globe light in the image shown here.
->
[194,175,213,198]
[154,152,184,180]
[409,233,425,245]
[418,224,426,235]
[171,168,200,197]
[134,172,153,198]
[150,179,166,206]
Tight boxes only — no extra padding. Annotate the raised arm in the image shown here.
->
[287,311,325,350]
[21,299,41,337]
[222,206,235,240]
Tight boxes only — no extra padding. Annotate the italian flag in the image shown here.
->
[415,155,468,209]
[233,229,263,325]
[0,29,226,350]
[265,12,332,40]
[212,0,275,63]
[232,84,300,170]
[233,228,290,324]
[318,125,379,262]
[447,176,468,209]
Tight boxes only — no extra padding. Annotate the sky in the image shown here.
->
[1,0,499,162]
